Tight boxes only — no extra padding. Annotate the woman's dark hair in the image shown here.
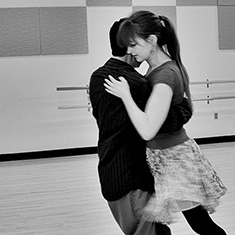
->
[118,10,193,112]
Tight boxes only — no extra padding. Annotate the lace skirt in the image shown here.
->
[144,139,227,224]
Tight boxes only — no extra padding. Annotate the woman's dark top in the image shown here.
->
[146,61,190,149]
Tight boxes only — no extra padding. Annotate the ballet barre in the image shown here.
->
[190,79,235,103]
[56,79,235,109]
[58,105,91,110]
[190,79,235,86]
[57,85,90,110]
[192,95,235,102]
[56,86,89,91]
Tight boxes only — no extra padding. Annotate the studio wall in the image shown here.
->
[0,0,234,154]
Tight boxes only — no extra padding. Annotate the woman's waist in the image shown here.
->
[146,128,189,150]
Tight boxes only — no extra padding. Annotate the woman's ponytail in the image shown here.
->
[160,15,193,112]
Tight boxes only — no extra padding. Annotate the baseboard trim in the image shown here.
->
[0,135,234,162]
[0,146,97,162]
[195,135,235,145]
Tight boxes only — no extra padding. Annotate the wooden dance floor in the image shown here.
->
[0,142,234,235]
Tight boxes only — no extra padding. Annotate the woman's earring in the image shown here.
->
[150,45,156,55]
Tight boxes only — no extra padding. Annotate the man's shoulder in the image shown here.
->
[90,59,148,87]
[121,69,148,87]
[90,59,117,78]
[91,64,106,76]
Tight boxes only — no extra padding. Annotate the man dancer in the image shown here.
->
[89,18,171,235]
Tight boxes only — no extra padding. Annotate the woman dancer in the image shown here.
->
[104,11,227,234]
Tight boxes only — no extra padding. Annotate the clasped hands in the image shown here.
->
[104,75,130,99]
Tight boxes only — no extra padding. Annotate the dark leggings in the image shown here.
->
[182,205,226,235]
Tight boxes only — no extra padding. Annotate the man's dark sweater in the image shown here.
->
[89,58,154,201]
